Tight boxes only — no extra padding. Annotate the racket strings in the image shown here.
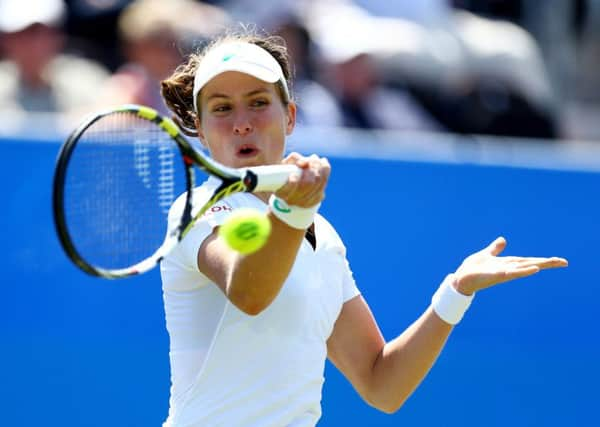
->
[63,112,189,270]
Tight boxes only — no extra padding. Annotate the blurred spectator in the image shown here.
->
[0,0,109,120]
[325,51,444,131]
[270,14,343,127]
[454,0,585,138]
[1,0,593,140]
[306,0,558,138]
[99,0,231,113]
[415,9,559,138]
[303,1,449,132]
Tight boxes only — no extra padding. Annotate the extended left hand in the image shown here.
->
[453,237,568,295]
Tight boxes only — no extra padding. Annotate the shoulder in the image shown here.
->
[162,182,268,285]
[314,213,347,256]
[167,178,268,241]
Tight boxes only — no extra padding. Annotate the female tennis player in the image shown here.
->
[158,29,568,426]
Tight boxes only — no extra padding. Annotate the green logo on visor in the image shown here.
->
[222,53,235,62]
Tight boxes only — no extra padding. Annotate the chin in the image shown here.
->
[232,157,263,168]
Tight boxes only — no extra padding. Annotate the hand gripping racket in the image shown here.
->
[52,104,299,279]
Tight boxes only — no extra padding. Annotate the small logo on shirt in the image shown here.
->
[202,204,233,217]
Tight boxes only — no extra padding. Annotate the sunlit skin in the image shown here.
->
[195,71,295,169]
[194,71,326,208]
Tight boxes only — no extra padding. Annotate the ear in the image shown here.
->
[194,115,208,148]
[285,101,297,136]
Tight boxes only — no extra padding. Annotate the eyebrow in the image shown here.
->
[205,88,271,102]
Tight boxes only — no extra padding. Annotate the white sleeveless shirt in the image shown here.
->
[161,178,360,427]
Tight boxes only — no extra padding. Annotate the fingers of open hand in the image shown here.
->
[512,256,568,270]
[457,254,568,293]
[483,236,507,256]
[276,153,330,207]
[495,257,568,282]
[498,264,541,282]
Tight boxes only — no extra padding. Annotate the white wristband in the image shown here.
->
[268,195,320,230]
[431,274,475,325]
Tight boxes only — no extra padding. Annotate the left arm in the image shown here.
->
[327,237,568,413]
[327,295,452,413]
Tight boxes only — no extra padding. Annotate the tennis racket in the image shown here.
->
[52,104,299,279]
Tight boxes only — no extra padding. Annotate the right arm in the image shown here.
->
[197,153,330,315]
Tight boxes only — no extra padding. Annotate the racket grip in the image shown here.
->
[249,164,302,192]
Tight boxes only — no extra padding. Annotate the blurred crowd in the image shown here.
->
[1,0,599,142]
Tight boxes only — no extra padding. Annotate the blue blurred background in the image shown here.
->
[2,134,598,426]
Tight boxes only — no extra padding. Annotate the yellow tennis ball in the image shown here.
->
[219,208,272,255]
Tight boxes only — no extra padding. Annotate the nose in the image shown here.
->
[233,112,253,136]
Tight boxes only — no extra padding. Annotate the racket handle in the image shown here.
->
[249,164,302,192]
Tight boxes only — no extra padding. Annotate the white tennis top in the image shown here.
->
[160,177,360,427]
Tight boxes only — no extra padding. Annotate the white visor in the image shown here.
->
[193,41,290,113]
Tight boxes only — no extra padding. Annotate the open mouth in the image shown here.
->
[237,144,259,157]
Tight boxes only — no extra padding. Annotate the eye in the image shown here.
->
[211,104,231,113]
[251,98,269,108]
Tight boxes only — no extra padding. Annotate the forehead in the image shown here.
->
[200,71,277,100]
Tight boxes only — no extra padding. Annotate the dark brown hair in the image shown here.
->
[160,28,293,136]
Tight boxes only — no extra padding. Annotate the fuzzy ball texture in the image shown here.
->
[219,208,272,255]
